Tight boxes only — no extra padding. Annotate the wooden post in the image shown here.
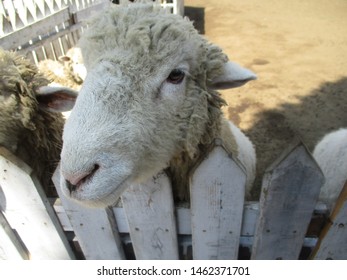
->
[311,180,347,259]
[121,172,179,260]
[190,139,246,260]
[251,140,324,259]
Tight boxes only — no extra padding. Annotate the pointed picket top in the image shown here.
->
[23,0,39,24]
[190,138,247,260]
[0,147,74,259]
[35,0,52,17]
[251,139,324,259]
[3,0,18,31]
[311,180,347,259]
[0,2,6,36]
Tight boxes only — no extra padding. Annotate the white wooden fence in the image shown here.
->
[0,0,111,64]
[0,0,184,64]
[1,138,347,260]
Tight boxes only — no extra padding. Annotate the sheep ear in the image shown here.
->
[59,55,71,62]
[36,86,78,112]
[208,61,257,90]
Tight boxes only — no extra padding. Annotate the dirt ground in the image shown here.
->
[184,0,347,198]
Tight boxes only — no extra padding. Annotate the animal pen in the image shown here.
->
[0,0,346,260]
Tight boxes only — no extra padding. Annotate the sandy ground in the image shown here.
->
[184,0,347,198]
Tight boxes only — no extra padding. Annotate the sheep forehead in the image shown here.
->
[79,61,157,112]
[80,5,204,71]
[69,57,188,139]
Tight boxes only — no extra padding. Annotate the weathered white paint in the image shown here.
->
[113,202,259,237]
[0,147,74,259]
[53,199,74,232]
[312,181,347,259]
[121,172,179,260]
[251,141,324,260]
[52,166,125,260]
[241,202,259,236]
[190,140,246,260]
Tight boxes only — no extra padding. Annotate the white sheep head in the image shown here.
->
[59,4,256,207]
[59,47,87,84]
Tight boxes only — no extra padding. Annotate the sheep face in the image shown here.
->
[59,4,256,207]
[61,57,195,207]
[59,47,87,84]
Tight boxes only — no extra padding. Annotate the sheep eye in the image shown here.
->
[167,69,185,84]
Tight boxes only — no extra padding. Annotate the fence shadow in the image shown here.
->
[242,77,347,199]
[0,186,6,211]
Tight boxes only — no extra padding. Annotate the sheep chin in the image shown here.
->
[61,171,132,208]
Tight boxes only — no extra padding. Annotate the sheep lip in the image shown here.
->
[67,171,132,205]
[74,172,95,189]
[79,166,99,187]
[69,164,100,190]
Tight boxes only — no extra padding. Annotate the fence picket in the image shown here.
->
[251,140,324,259]
[52,166,125,260]
[121,172,179,260]
[190,139,246,260]
[0,147,74,259]
[3,0,17,32]
[311,181,347,259]
[0,7,70,50]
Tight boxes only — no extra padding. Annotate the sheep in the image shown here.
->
[313,128,347,211]
[38,47,86,90]
[57,2,257,207]
[59,47,87,85]
[0,48,77,196]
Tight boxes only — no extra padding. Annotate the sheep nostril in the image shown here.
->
[66,180,77,194]
[65,164,100,193]
[93,164,100,173]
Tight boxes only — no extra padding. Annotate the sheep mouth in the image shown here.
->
[66,164,100,194]
[62,169,132,207]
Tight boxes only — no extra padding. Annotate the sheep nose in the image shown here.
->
[63,164,100,194]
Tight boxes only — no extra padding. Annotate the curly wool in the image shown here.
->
[81,5,233,146]
[0,49,65,195]
[38,59,82,90]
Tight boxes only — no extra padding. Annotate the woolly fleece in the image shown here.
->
[0,49,65,195]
